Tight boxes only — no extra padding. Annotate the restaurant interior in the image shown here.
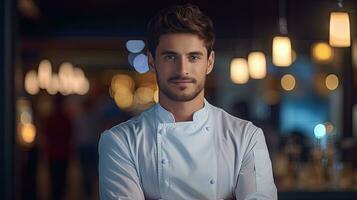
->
[1,0,357,199]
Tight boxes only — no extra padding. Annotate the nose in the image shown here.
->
[176,56,189,75]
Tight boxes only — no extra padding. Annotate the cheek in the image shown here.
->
[194,61,209,74]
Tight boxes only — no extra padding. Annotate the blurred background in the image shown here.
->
[1,0,357,199]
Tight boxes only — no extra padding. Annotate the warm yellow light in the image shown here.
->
[24,70,40,95]
[312,42,333,63]
[38,60,52,89]
[111,74,135,93]
[134,87,154,105]
[329,12,351,47]
[272,36,292,67]
[281,74,296,91]
[73,67,84,79]
[230,58,249,84]
[20,112,32,124]
[325,74,339,90]
[77,78,90,95]
[248,52,267,79]
[114,86,133,109]
[58,62,74,95]
[20,123,36,144]
[46,74,60,95]
[154,89,159,103]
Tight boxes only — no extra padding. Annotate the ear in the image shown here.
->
[147,50,156,72]
[206,50,215,75]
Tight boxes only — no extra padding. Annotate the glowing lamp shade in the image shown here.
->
[248,52,267,79]
[230,58,249,84]
[272,36,292,67]
[329,12,350,47]
[312,42,333,63]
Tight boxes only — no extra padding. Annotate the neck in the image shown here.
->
[158,91,205,122]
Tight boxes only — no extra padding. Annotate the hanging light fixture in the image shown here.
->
[273,37,292,67]
[230,58,249,84]
[272,0,292,67]
[248,51,267,79]
[329,0,351,47]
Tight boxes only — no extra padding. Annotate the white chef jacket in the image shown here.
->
[98,99,277,200]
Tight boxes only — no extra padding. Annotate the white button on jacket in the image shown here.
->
[98,99,277,200]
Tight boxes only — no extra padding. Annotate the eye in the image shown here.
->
[164,55,176,61]
[189,55,201,61]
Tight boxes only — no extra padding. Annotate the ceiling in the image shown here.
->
[19,0,357,40]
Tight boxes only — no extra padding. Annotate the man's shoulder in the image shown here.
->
[209,104,261,140]
[210,104,256,128]
[102,105,156,137]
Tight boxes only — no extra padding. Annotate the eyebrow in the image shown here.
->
[160,51,204,56]
[160,51,177,56]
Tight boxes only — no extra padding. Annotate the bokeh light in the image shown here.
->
[154,89,159,103]
[126,40,145,53]
[24,70,40,95]
[230,58,249,84]
[314,124,326,139]
[133,54,150,74]
[281,74,296,91]
[272,36,292,67]
[111,74,135,93]
[59,62,74,95]
[325,74,339,90]
[19,123,36,144]
[114,86,134,109]
[20,112,32,124]
[46,74,60,95]
[38,59,52,89]
[248,52,267,79]
[134,87,154,105]
[312,42,333,63]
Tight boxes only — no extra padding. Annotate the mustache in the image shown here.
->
[168,75,196,83]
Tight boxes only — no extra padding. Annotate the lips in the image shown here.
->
[170,80,193,84]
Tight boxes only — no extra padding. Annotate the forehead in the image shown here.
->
[156,33,207,54]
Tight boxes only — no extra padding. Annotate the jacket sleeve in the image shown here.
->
[98,129,145,200]
[235,128,277,200]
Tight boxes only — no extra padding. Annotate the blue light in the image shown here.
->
[314,124,326,139]
[133,54,149,74]
[126,40,145,53]
[128,53,140,66]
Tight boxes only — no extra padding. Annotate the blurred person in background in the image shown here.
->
[73,98,100,199]
[99,4,277,200]
[43,95,73,200]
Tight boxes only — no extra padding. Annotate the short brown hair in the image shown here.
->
[146,4,215,57]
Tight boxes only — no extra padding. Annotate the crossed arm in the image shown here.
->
[98,129,277,200]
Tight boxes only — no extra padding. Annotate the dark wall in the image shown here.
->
[1,0,15,199]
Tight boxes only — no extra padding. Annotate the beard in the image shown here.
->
[156,73,205,102]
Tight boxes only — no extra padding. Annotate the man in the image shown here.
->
[99,4,277,200]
